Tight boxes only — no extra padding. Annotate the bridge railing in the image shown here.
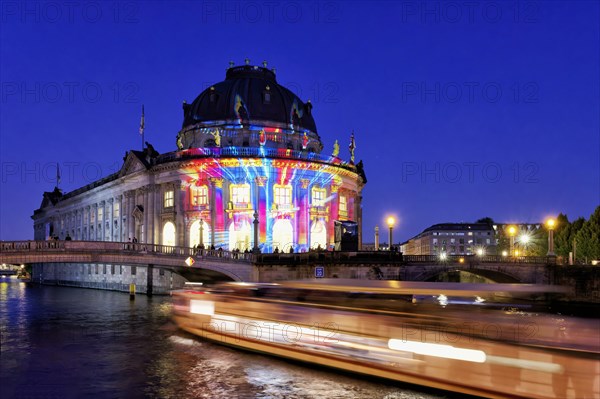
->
[402,254,555,264]
[0,240,253,263]
[0,241,554,265]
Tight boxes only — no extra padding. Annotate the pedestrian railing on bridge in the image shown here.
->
[0,240,253,263]
[0,241,555,266]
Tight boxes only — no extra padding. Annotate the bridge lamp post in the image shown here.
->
[199,219,204,248]
[507,226,517,256]
[386,217,395,251]
[374,226,379,251]
[520,232,533,256]
[253,210,260,253]
[546,218,556,256]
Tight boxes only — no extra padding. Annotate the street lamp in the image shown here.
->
[546,218,556,256]
[199,218,204,248]
[507,225,517,256]
[374,226,379,251]
[518,232,531,256]
[386,217,395,251]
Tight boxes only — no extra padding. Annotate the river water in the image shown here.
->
[0,277,450,399]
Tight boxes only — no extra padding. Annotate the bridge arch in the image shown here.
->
[417,267,522,284]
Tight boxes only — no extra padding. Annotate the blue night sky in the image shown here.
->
[1,1,598,243]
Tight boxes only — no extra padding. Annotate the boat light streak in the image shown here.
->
[190,300,215,316]
[388,339,487,363]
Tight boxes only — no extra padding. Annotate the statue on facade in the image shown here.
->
[145,142,159,158]
[214,129,221,147]
[332,140,339,157]
[302,132,309,150]
[349,132,356,163]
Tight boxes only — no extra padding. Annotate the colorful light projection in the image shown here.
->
[178,151,360,252]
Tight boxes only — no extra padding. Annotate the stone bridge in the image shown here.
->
[2,241,597,301]
[1,240,558,283]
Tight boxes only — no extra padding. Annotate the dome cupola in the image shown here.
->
[177,61,322,153]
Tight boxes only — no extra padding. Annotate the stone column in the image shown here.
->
[147,185,155,244]
[117,195,123,242]
[127,191,135,241]
[176,181,186,247]
[210,180,217,247]
[153,185,160,244]
[79,208,84,240]
[143,188,149,243]
[92,204,98,240]
[85,205,91,240]
[298,179,310,248]
[99,201,106,241]
[108,198,114,242]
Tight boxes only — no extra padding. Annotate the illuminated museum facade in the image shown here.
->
[33,64,366,252]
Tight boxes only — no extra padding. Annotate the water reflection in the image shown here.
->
[0,278,445,399]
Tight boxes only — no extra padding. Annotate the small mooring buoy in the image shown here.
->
[129,283,136,300]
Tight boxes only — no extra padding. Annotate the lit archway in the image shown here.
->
[162,221,176,247]
[189,220,211,248]
[310,220,327,249]
[229,220,252,251]
[273,219,294,252]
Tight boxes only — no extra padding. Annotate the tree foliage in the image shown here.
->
[574,206,600,263]
[476,217,494,226]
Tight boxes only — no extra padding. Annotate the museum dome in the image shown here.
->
[182,63,317,134]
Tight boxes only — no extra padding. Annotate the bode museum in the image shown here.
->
[32,63,366,254]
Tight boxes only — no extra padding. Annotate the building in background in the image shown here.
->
[400,222,546,256]
[32,63,366,253]
[400,223,497,256]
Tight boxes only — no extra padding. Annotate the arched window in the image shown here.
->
[162,222,176,247]
[229,220,252,251]
[272,219,294,252]
[310,220,327,249]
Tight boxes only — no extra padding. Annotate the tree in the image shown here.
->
[476,217,494,226]
[575,206,600,263]
[554,213,571,257]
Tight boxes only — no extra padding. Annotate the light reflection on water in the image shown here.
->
[0,278,447,399]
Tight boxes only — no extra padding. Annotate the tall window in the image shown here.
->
[98,207,103,222]
[113,202,120,218]
[274,184,292,207]
[311,187,326,207]
[339,195,347,213]
[231,184,250,205]
[164,190,174,208]
[191,185,208,206]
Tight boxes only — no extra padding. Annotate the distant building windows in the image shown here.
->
[98,207,103,222]
[191,185,208,206]
[312,187,326,207]
[274,184,292,208]
[231,184,250,206]
[114,202,120,218]
[164,190,174,208]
